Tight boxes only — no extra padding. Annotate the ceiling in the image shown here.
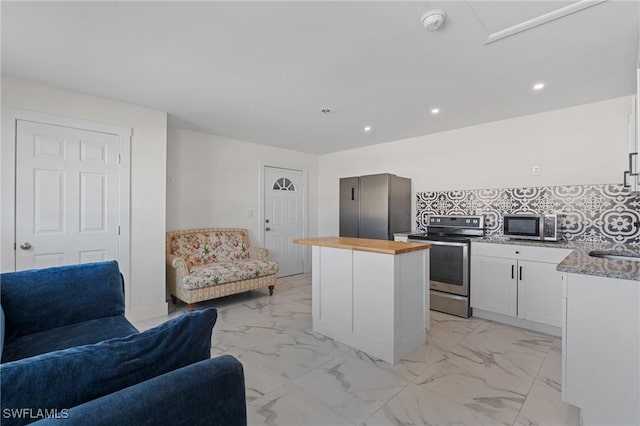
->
[2,1,638,154]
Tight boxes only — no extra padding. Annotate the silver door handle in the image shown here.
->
[630,152,638,176]
[20,242,32,250]
[265,227,271,231]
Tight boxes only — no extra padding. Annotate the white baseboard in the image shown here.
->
[473,309,561,337]
[125,302,169,322]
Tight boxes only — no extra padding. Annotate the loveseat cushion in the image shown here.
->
[1,308,218,426]
[182,260,279,289]
[1,261,125,342]
[2,315,137,363]
[170,230,250,268]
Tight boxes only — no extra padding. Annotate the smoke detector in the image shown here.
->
[421,9,447,30]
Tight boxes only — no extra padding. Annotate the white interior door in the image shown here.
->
[264,166,304,277]
[15,120,121,270]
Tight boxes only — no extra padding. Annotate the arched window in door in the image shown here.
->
[272,177,296,191]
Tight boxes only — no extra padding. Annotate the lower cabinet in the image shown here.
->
[470,242,571,329]
[563,273,639,425]
[517,259,564,327]
[470,255,517,316]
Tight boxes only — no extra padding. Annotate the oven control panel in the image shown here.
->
[427,215,484,229]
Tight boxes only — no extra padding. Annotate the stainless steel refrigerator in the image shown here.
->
[339,173,411,240]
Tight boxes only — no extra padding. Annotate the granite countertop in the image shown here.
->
[473,236,577,249]
[556,244,640,281]
[293,236,430,255]
[473,236,640,281]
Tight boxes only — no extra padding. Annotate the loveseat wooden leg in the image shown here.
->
[187,303,196,312]
[170,295,177,304]
[268,285,274,296]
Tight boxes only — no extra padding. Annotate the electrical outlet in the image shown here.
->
[247,209,254,218]
[532,165,541,176]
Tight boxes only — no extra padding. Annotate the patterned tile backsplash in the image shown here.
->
[416,184,640,245]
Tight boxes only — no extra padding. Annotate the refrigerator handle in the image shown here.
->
[351,187,355,201]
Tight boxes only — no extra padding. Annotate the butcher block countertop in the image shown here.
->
[293,237,431,255]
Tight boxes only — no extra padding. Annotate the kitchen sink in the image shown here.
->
[588,250,640,261]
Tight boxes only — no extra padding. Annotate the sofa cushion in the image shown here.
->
[2,315,137,363]
[171,231,250,268]
[0,305,5,360]
[32,356,247,426]
[1,261,125,342]
[182,260,279,289]
[1,308,218,425]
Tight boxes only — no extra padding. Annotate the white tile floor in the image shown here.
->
[133,274,580,426]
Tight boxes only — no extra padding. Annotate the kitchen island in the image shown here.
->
[294,237,431,364]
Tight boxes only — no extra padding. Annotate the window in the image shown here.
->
[272,177,296,191]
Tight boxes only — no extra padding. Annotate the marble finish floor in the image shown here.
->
[134,274,579,426]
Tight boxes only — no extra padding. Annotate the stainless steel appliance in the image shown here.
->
[339,173,411,240]
[408,215,484,318]
[503,214,558,241]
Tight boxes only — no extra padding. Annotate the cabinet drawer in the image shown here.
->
[471,241,571,264]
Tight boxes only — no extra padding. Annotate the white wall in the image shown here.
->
[1,77,168,321]
[319,96,632,235]
[166,127,318,272]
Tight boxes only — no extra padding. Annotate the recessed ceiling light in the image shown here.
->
[364,126,372,132]
[431,108,440,115]
[533,82,545,91]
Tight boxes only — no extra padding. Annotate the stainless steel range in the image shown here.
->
[408,215,484,318]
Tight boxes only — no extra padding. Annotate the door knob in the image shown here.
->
[265,227,271,231]
[20,242,32,250]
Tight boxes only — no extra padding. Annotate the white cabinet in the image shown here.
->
[517,260,564,327]
[471,242,570,331]
[563,273,639,425]
[470,255,517,316]
[310,245,429,364]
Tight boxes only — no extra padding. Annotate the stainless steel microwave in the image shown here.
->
[502,214,558,241]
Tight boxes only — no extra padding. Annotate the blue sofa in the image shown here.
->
[0,261,247,426]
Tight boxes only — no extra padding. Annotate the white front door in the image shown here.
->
[15,120,121,270]
[264,166,304,277]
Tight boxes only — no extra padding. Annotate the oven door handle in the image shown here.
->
[410,240,468,247]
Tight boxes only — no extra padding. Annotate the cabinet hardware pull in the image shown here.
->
[624,170,631,188]
[519,266,523,281]
[351,188,355,201]
[511,264,515,279]
[630,152,639,176]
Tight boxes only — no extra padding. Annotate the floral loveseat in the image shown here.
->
[166,228,278,310]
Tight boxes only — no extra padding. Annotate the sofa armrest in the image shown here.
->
[167,253,189,275]
[248,247,269,261]
[33,356,247,426]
